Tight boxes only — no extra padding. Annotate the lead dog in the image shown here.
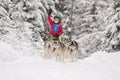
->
[44,40,61,59]
[57,40,79,62]
[68,40,79,62]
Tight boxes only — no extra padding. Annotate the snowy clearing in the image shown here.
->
[0,42,120,80]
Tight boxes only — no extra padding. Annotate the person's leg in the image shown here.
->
[58,36,62,42]
[50,35,53,40]
[51,35,61,42]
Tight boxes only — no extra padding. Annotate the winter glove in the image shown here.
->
[47,8,53,15]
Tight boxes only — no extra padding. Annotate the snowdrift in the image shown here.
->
[0,50,120,80]
[0,41,19,62]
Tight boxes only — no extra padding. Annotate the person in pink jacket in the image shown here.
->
[47,9,63,42]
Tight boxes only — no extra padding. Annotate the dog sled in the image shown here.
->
[44,36,79,62]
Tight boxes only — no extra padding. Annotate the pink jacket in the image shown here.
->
[47,15,63,36]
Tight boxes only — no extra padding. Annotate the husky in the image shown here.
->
[51,41,61,60]
[68,40,79,62]
[56,41,79,62]
[44,39,79,62]
[44,40,53,59]
[44,40,61,59]
[55,42,68,61]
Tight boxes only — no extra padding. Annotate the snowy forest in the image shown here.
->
[0,0,120,56]
[0,0,120,80]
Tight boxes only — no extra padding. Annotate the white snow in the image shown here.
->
[0,41,19,62]
[0,42,120,80]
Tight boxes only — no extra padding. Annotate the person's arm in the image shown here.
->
[47,15,54,26]
[58,24,63,36]
[47,8,54,27]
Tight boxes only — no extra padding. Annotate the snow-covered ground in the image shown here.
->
[0,41,120,80]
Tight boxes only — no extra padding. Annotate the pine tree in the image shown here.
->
[0,0,13,37]
[104,0,120,51]
[9,0,48,41]
[0,0,52,55]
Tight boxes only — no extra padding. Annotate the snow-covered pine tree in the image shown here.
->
[78,0,120,55]
[9,0,48,41]
[0,0,54,55]
[104,0,120,52]
[0,0,14,40]
[57,0,108,38]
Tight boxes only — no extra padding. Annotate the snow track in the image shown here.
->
[0,42,120,80]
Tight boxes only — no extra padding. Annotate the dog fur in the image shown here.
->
[44,40,79,62]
